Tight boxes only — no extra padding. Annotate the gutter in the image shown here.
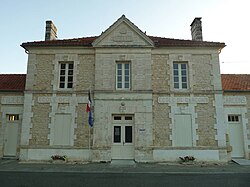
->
[223,90,250,93]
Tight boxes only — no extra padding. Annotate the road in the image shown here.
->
[0,171,250,187]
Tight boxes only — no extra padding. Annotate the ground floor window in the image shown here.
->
[228,115,240,122]
[7,114,19,121]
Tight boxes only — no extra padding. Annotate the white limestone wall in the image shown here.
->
[92,92,153,162]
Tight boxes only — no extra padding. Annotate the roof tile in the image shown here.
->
[21,36,225,50]
[221,74,250,91]
[0,74,26,91]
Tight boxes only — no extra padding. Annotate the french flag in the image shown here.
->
[86,90,93,127]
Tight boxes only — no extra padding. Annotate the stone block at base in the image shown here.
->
[153,149,227,162]
[20,148,91,161]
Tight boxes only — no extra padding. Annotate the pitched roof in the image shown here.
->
[92,15,155,47]
[21,15,225,51]
[21,36,225,50]
[0,74,26,91]
[221,74,250,91]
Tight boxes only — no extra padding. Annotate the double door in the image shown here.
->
[111,116,134,159]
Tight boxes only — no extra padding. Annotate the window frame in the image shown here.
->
[116,62,131,90]
[59,62,74,89]
[173,62,188,90]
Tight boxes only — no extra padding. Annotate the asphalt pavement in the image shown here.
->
[0,159,250,174]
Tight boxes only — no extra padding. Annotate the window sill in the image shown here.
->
[171,88,191,93]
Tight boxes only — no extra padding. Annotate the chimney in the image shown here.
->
[45,20,57,41]
[190,17,203,41]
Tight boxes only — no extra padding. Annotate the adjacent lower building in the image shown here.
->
[0,15,249,162]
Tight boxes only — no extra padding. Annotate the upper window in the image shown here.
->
[59,62,74,89]
[173,62,188,89]
[116,62,130,90]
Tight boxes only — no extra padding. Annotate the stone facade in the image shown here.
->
[2,15,249,162]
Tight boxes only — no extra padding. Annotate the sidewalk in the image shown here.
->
[0,159,250,174]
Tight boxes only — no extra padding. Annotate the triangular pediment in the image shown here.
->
[92,15,154,47]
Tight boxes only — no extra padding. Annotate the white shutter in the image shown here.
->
[174,115,192,146]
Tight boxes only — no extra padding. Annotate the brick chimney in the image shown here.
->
[190,17,203,41]
[45,20,57,41]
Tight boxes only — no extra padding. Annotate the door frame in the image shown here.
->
[225,107,248,159]
[228,114,245,158]
[111,115,134,160]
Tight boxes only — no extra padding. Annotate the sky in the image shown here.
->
[0,0,249,74]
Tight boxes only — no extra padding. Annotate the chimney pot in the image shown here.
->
[190,17,203,41]
[45,20,57,41]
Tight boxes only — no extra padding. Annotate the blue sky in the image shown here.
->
[1,0,249,74]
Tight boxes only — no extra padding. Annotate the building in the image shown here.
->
[221,75,250,158]
[0,74,25,157]
[0,15,249,162]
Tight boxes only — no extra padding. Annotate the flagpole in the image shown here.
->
[86,88,93,155]
[88,125,90,150]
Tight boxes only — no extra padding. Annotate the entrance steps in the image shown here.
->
[232,159,250,165]
[111,159,135,166]
[2,156,18,160]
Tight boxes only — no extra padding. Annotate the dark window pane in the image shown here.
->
[68,70,73,75]
[117,83,122,88]
[182,83,187,88]
[125,64,130,69]
[117,70,122,75]
[235,116,239,121]
[117,64,122,69]
[114,116,121,120]
[125,76,129,81]
[125,126,132,143]
[174,77,179,82]
[61,64,66,69]
[59,83,65,88]
[174,70,178,76]
[174,83,179,89]
[68,63,74,69]
[181,70,186,75]
[173,63,178,69]
[182,77,187,82]
[114,126,121,143]
[125,116,132,120]
[125,82,129,88]
[118,76,122,82]
[67,83,73,88]
[68,76,73,82]
[125,70,129,75]
[181,64,187,69]
[60,77,65,82]
[60,70,65,75]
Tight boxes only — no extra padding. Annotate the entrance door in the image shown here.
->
[228,115,244,157]
[54,114,71,145]
[174,114,192,146]
[111,116,134,159]
[4,123,19,156]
